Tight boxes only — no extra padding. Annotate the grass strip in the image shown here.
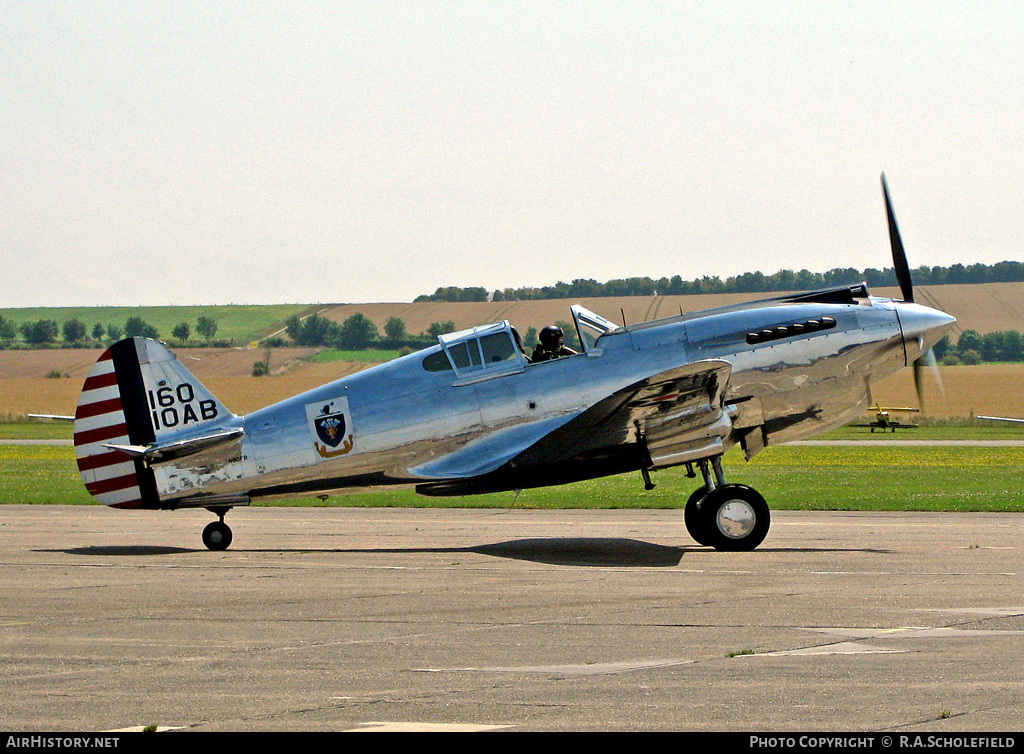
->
[4,444,1024,512]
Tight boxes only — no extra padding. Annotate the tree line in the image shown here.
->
[415,261,1024,302]
[0,315,220,347]
[282,313,462,350]
[935,330,1024,365]
[280,312,584,353]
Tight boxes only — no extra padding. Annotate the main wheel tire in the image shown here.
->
[684,486,712,545]
[698,484,770,552]
[202,520,233,551]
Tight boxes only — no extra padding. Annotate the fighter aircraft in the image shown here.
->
[72,175,955,552]
[849,406,921,432]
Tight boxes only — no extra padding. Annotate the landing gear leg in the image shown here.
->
[684,458,722,546]
[202,509,233,551]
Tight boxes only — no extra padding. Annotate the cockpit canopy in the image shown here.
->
[422,321,525,380]
[420,305,620,382]
[570,304,619,351]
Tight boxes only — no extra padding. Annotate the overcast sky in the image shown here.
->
[3,2,1022,307]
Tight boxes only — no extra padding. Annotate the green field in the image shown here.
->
[816,422,1024,441]
[0,304,314,345]
[0,445,93,505]
[4,418,1021,443]
[0,419,73,440]
[314,348,403,363]
[5,441,1024,512]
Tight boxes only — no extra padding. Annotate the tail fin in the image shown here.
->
[74,338,236,509]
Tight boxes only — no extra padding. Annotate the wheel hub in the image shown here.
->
[716,500,757,539]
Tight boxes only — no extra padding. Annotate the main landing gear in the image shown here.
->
[202,508,233,551]
[682,457,770,551]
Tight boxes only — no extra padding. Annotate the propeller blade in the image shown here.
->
[914,358,926,413]
[924,346,943,393]
[913,345,943,414]
[882,173,914,303]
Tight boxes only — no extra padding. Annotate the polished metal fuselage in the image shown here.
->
[151,294,954,507]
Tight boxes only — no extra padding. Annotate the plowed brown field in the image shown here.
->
[1,347,318,416]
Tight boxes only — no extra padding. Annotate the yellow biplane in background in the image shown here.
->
[850,406,921,433]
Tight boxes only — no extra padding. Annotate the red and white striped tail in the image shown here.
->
[73,342,157,509]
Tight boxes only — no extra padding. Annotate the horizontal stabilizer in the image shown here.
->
[105,426,244,463]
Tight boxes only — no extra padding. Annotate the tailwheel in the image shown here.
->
[684,486,711,546]
[202,519,233,551]
[698,484,770,552]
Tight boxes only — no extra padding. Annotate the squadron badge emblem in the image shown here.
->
[306,398,355,458]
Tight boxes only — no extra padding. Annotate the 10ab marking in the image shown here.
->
[148,383,218,430]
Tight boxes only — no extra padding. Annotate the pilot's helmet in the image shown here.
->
[539,325,564,347]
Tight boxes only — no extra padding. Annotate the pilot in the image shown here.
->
[531,325,578,363]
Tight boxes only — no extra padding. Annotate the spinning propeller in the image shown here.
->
[881,173,943,411]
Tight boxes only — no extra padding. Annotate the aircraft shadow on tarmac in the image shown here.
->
[471,540,889,565]
[58,545,194,556]
[53,539,682,567]
[53,540,892,567]
[471,538,685,567]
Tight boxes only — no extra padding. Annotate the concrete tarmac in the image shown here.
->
[2,505,1023,732]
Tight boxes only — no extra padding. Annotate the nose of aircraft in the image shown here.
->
[895,302,957,362]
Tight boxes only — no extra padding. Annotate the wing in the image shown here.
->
[408,412,581,480]
[413,359,733,495]
[513,359,733,470]
[978,416,1024,424]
